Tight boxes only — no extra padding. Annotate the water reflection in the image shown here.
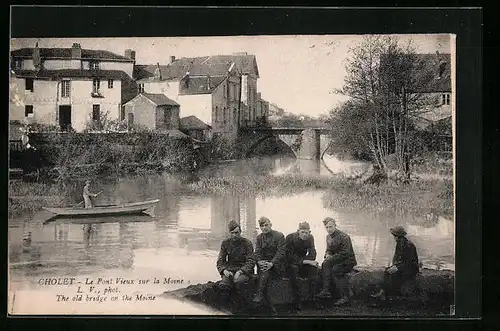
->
[9,156,455,308]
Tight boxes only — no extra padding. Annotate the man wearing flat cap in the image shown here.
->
[216,220,255,309]
[316,217,357,306]
[252,216,287,314]
[371,226,420,301]
[285,221,319,311]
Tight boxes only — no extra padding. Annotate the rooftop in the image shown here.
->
[180,115,211,130]
[134,53,259,82]
[137,93,180,106]
[11,47,133,62]
[11,69,131,81]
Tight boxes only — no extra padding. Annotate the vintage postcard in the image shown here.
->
[8,33,456,316]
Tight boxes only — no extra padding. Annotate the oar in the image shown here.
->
[72,191,103,207]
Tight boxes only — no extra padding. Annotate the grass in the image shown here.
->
[186,173,337,198]
[322,176,454,218]
[187,172,454,219]
[8,180,65,218]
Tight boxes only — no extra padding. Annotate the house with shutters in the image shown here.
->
[9,43,138,132]
[133,53,268,138]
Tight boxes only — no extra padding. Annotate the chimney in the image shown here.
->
[168,56,176,65]
[154,62,162,80]
[33,42,41,69]
[71,43,81,59]
[124,49,136,60]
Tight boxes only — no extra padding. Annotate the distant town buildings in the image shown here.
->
[10,43,270,139]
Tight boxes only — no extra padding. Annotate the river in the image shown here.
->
[8,155,454,315]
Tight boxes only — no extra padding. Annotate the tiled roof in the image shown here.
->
[180,115,211,130]
[141,93,179,106]
[156,129,190,138]
[11,48,133,62]
[133,54,259,82]
[11,69,130,80]
[178,75,226,95]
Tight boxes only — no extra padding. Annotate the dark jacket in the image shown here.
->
[285,232,317,266]
[325,229,357,266]
[216,237,255,276]
[392,237,419,275]
[253,230,287,269]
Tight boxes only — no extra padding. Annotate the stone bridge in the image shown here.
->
[237,127,332,160]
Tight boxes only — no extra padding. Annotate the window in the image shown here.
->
[90,61,100,70]
[25,105,33,117]
[61,80,71,98]
[215,106,219,122]
[92,79,100,93]
[92,105,100,122]
[442,93,450,106]
[120,105,125,121]
[12,59,23,70]
[128,113,134,126]
[223,107,227,124]
[108,79,114,89]
[25,78,34,92]
[138,84,144,93]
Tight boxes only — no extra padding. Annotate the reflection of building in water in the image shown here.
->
[118,222,135,269]
[210,195,256,240]
[178,195,258,251]
[294,159,321,175]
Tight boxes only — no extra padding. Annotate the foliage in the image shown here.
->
[327,36,442,182]
[28,132,196,180]
[209,133,239,160]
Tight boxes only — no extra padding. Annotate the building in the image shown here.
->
[380,51,452,152]
[133,52,265,137]
[9,43,137,132]
[179,115,212,141]
[123,93,180,131]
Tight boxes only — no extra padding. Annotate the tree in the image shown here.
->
[329,36,439,182]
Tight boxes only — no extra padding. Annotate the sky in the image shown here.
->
[11,34,453,117]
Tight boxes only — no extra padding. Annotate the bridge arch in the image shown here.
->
[244,134,298,158]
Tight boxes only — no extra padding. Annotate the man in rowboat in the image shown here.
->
[216,220,255,312]
[83,180,99,208]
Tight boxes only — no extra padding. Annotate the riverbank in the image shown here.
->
[162,267,454,316]
[8,169,453,220]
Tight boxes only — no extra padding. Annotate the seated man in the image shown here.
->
[285,221,319,311]
[316,217,357,306]
[371,226,420,302]
[252,216,287,315]
[216,220,255,309]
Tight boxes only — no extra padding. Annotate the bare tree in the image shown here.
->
[330,36,439,182]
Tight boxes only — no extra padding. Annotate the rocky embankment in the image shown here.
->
[162,267,454,315]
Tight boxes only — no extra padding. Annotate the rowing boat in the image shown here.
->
[43,199,160,218]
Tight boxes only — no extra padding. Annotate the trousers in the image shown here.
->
[321,259,355,297]
[286,264,319,303]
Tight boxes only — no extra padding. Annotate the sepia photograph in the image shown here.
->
[9,32,456,317]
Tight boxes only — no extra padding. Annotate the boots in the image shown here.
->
[371,289,386,300]
[316,289,332,299]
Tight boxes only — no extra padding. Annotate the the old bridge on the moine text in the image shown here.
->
[238,127,332,160]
